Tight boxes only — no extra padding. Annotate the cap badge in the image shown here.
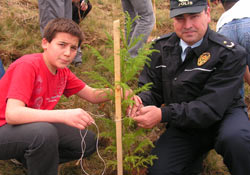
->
[197,52,211,66]
[178,0,193,7]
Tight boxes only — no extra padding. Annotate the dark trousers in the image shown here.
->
[0,122,96,175]
[148,107,250,175]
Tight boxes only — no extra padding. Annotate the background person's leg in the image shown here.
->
[64,0,72,20]
[121,0,137,45]
[38,0,66,35]
[72,47,83,67]
[125,0,155,57]
[63,0,83,67]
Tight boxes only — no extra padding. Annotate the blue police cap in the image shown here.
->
[170,0,208,18]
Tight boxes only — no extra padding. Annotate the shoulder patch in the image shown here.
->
[209,33,235,50]
[222,40,235,48]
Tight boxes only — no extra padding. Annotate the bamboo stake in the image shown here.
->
[113,19,123,175]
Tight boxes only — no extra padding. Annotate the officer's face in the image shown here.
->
[173,7,211,45]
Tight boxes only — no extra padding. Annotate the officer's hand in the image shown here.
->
[63,108,94,130]
[133,106,161,129]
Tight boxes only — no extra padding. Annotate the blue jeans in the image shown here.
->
[0,59,5,79]
[121,0,155,58]
[218,17,250,97]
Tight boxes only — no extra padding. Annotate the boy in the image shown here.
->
[0,18,139,175]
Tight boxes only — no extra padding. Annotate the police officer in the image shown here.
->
[128,0,250,174]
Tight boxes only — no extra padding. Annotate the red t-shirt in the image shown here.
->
[0,53,86,126]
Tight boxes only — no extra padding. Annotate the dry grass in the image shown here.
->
[0,0,40,61]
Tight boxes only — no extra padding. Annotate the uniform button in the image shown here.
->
[174,77,177,81]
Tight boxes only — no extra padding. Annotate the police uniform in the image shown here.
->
[138,27,250,174]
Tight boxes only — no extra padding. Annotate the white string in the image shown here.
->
[88,111,126,122]
[78,111,126,174]
[87,112,105,118]
[79,122,106,175]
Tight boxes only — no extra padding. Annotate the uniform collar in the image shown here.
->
[179,38,203,53]
[193,27,211,56]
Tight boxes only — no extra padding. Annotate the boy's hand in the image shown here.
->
[127,95,143,118]
[122,89,133,99]
[64,108,94,130]
[133,106,162,129]
[80,1,88,11]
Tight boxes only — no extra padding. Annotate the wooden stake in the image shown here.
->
[113,19,123,175]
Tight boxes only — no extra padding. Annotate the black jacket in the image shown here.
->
[138,27,247,129]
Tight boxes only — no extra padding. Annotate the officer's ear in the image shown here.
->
[205,6,211,23]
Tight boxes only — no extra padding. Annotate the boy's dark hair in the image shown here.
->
[43,18,84,47]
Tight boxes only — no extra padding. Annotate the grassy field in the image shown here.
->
[0,0,239,174]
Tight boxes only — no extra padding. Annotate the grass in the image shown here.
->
[0,0,240,174]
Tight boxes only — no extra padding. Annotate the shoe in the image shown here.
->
[75,62,82,67]
[73,48,83,67]
[10,159,22,166]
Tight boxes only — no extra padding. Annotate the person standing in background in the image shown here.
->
[212,0,250,97]
[121,0,155,58]
[38,0,86,67]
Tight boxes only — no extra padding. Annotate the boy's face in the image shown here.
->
[42,32,79,74]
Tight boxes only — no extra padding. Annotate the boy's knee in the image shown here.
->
[28,122,59,148]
